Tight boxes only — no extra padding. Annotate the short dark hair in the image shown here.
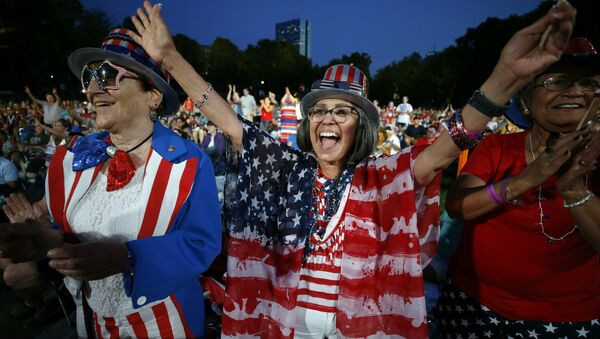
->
[297,105,377,164]
[56,118,71,130]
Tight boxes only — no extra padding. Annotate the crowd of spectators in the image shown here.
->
[0,86,524,219]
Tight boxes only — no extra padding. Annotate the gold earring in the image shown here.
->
[149,111,157,121]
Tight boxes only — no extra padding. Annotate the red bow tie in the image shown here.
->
[106,149,136,191]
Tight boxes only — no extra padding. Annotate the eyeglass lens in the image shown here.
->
[310,106,354,122]
[543,77,600,91]
[82,62,120,91]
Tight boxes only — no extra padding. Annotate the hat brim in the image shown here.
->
[505,95,532,129]
[546,53,600,72]
[68,48,179,116]
[300,88,379,124]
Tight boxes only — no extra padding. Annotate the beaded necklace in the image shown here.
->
[303,164,354,263]
[527,133,578,242]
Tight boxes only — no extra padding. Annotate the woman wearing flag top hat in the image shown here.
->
[127,1,575,337]
[0,25,221,339]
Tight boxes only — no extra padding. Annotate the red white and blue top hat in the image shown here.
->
[68,28,179,116]
[301,64,379,124]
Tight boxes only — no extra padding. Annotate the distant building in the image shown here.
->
[276,19,311,59]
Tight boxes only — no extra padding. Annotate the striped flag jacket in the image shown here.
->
[223,120,441,338]
[46,120,222,338]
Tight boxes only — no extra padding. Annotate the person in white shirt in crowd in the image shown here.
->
[384,126,402,155]
[24,86,62,125]
[396,95,414,117]
[240,87,257,123]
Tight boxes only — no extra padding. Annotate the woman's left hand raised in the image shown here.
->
[47,241,130,281]
[485,2,576,100]
[130,0,177,66]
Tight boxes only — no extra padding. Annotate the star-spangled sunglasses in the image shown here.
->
[80,60,140,93]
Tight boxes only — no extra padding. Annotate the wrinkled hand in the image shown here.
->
[493,2,575,87]
[3,193,47,224]
[130,0,176,65]
[557,132,600,198]
[0,222,63,263]
[47,241,129,281]
[517,131,586,189]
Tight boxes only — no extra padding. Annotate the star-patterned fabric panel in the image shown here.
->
[222,117,442,338]
[434,281,600,339]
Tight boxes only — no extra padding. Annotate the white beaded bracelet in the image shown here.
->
[194,83,213,109]
[563,191,594,208]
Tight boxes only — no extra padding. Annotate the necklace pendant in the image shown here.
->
[548,238,554,244]
[106,145,117,158]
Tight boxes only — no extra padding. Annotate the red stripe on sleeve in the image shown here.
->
[151,302,175,339]
[126,312,149,339]
[137,159,173,238]
[166,158,197,232]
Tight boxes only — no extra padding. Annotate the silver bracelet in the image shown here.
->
[194,83,213,109]
[563,191,594,208]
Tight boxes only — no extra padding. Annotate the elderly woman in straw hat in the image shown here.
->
[128,1,575,337]
[0,28,221,337]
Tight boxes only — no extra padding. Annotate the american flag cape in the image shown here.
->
[222,120,440,338]
[45,121,222,338]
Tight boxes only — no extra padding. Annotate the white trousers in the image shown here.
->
[294,307,338,338]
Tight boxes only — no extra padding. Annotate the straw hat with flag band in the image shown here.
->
[505,37,600,129]
[301,64,379,124]
[68,28,179,116]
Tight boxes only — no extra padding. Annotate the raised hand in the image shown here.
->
[3,193,47,224]
[493,2,575,88]
[24,86,31,95]
[130,0,176,65]
[47,241,129,281]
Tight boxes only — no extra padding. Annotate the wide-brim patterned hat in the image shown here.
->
[68,28,179,116]
[301,64,379,124]
[506,37,600,129]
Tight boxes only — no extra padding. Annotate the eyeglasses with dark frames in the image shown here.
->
[308,105,358,123]
[535,76,600,92]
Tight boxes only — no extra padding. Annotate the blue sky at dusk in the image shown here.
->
[81,0,543,73]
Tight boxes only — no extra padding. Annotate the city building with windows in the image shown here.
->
[275,19,311,59]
